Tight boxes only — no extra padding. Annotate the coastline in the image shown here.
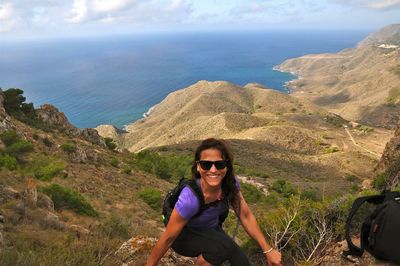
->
[272,65,301,94]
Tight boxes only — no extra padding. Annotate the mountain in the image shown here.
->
[277,24,400,128]
[96,80,393,196]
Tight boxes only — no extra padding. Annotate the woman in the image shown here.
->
[147,138,282,266]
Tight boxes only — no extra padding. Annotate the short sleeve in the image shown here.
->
[174,186,200,221]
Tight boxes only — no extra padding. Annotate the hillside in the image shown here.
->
[97,80,392,196]
[277,24,400,128]
[1,86,398,265]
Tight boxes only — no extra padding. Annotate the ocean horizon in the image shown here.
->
[0,29,370,129]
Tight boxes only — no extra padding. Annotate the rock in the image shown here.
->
[114,235,195,265]
[0,185,20,203]
[361,179,372,190]
[14,202,26,216]
[37,193,54,212]
[0,215,4,223]
[23,178,38,208]
[0,89,14,133]
[80,128,106,148]
[375,124,400,188]
[37,104,79,134]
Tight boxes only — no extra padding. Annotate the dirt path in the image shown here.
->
[344,127,381,158]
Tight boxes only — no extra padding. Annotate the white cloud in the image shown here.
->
[331,0,400,10]
[0,2,20,32]
[67,0,88,23]
[0,2,14,20]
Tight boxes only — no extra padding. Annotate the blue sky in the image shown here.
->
[0,0,399,38]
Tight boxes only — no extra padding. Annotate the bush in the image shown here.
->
[139,187,162,210]
[6,141,34,156]
[110,157,119,168]
[131,150,192,180]
[0,130,20,146]
[324,146,339,153]
[241,183,264,204]
[100,216,130,239]
[61,143,76,153]
[104,138,117,151]
[43,137,53,147]
[34,162,65,181]
[271,180,297,198]
[41,184,98,217]
[325,115,346,127]
[0,153,18,170]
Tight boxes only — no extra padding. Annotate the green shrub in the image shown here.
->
[110,157,119,168]
[139,187,162,210]
[104,138,117,151]
[61,143,76,153]
[43,137,53,147]
[131,150,192,180]
[359,125,374,134]
[324,146,339,153]
[241,183,264,204]
[373,173,389,189]
[0,130,20,146]
[123,167,132,174]
[0,153,18,170]
[271,179,297,198]
[300,189,319,201]
[34,162,65,181]
[6,140,34,156]
[41,184,98,217]
[325,115,346,127]
[100,216,130,239]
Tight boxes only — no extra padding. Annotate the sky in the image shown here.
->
[0,0,399,39]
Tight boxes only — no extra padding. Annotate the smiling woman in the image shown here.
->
[147,138,282,266]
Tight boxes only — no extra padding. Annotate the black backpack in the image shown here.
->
[344,190,400,264]
[162,177,230,227]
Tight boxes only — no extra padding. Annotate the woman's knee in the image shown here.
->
[195,254,212,266]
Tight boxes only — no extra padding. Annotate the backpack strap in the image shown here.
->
[344,194,386,256]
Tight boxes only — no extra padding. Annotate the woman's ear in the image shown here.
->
[196,163,200,172]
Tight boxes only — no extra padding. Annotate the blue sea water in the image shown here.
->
[0,30,369,129]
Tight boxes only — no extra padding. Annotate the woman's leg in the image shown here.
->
[172,227,250,266]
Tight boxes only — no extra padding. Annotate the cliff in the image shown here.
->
[277,24,400,128]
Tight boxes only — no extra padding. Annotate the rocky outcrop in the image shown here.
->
[375,124,400,188]
[37,104,106,148]
[0,89,15,133]
[114,236,195,265]
[37,104,78,134]
[95,125,123,140]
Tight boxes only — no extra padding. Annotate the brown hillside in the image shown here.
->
[277,25,400,128]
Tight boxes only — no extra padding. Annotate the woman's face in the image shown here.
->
[197,148,227,188]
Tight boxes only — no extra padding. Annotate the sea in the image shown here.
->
[0,30,370,129]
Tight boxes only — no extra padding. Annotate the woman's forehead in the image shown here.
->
[200,148,223,159]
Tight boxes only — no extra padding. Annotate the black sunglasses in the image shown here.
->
[197,160,228,170]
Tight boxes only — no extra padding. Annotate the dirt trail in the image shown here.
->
[344,127,381,158]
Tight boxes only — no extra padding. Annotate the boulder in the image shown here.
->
[0,89,15,133]
[37,104,79,134]
[80,128,106,148]
[114,235,195,265]
[0,185,20,204]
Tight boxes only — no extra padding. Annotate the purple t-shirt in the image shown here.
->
[175,177,240,228]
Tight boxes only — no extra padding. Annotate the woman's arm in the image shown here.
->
[236,192,282,266]
[146,208,188,266]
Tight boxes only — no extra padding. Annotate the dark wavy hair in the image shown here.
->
[191,138,240,212]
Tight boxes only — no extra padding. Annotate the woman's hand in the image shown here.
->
[266,249,282,266]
